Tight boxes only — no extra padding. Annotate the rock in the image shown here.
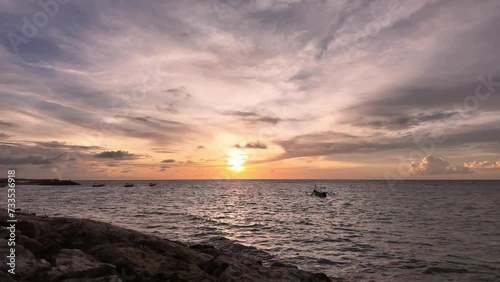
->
[45,249,116,281]
[271,261,299,269]
[18,234,44,256]
[0,238,39,280]
[63,275,122,282]
[0,210,331,282]
[0,272,16,282]
[37,258,52,271]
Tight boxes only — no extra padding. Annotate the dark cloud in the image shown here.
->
[159,165,170,172]
[0,121,17,127]
[197,145,205,149]
[235,141,268,149]
[264,126,500,163]
[348,79,500,117]
[94,150,140,160]
[33,141,100,151]
[161,159,176,163]
[223,110,281,125]
[0,155,53,165]
[0,133,12,139]
[0,141,93,176]
[354,111,460,130]
[112,115,194,144]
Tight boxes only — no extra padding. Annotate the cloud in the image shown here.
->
[197,145,205,149]
[151,148,178,154]
[0,133,12,139]
[266,126,500,164]
[161,159,176,163]
[353,111,460,131]
[465,160,500,170]
[235,141,268,149]
[158,165,170,172]
[0,155,54,165]
[94,150,140,160]
[0,121,17,127]
[1,0,500,179]
[33,141,100,151]
[222,111,281,125]
[410,156,473,175]
[156,86,191,113]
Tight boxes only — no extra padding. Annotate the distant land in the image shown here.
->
[0,178,80,186]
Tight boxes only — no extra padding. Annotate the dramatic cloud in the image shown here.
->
[1,0,499,179]
[94,151,140,160]
[410,156,473,175]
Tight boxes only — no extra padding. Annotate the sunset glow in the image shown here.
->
[227,149,248,172]
[0,1,499,180]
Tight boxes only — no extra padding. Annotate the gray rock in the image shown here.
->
[37,258,52,271]
[47,249,116,281]
[1,210,331,282]
[0,271,16,282]
[0,238,39,279]
[63,275,123,282]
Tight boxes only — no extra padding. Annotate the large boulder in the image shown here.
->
[45,249,116,281]
[0,238,41,280]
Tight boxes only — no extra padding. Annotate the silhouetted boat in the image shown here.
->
[307,184,331,198]
[92,183,105,187]
[124,183,134,187]
[148,182,156,186]
[311,190,328,198]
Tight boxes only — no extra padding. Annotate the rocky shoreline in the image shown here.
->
[0,210,331,281]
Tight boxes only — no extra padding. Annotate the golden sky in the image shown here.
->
[1,0,500,179]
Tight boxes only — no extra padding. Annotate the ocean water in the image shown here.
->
[2,180,500,281]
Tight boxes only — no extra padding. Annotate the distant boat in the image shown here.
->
[310,190,328,198]
[308,185,334,198]
[124,183,134,187]
[92,183,105,187]
[148,182,156,187]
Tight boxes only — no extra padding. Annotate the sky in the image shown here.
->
[0,0,499,180]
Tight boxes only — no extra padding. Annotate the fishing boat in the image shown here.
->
[124,183,134,187]
[311,190,328,198]
[92,183,105,187]
[148,182,156,187]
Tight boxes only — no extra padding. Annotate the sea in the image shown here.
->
[2,180,500,281]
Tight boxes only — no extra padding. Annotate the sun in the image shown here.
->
[227,149,248,172]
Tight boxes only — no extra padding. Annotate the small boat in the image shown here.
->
[311,190,328,198]
[308,185,334,198]
[92,183,105,187]
[148,182,156,187]
[124,183,134,187]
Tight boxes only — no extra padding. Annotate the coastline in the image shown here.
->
[0,210,331,282]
